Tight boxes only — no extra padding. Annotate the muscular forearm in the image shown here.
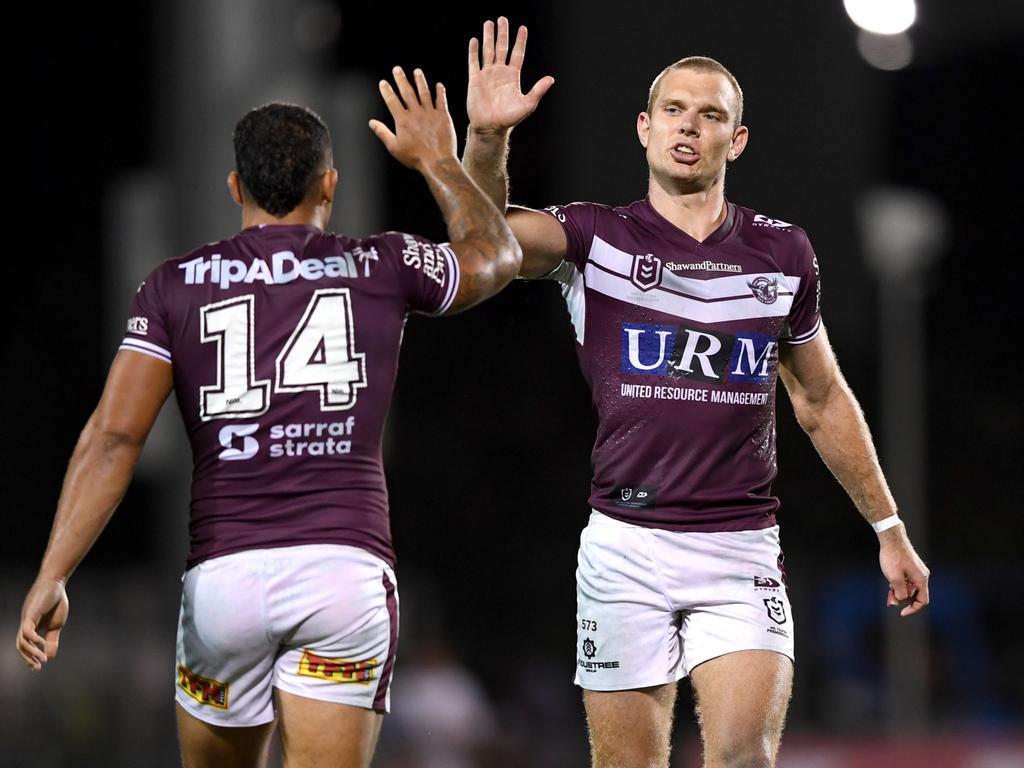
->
[39,414,143,582]
[462,128,511,213]
[419,155,520,307]
[791,377,898,526]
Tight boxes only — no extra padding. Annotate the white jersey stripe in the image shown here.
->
[590,236,802,301]
[435,243,460,315]
[584,260,795,323]
[552,260,587,344]
[119,339,172,364]
[785,316,822,345]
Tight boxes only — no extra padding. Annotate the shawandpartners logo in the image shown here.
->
[664,260,743,273]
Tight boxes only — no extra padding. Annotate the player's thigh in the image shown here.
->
[275,688,383,768]
[270,545,399,714]
[583,684,677,768]
[689,650,793,768]
[176,703,275,768]
[576,512,685,691]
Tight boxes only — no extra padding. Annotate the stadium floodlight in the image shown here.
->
[857,30,914,71]
[843,0,916,35]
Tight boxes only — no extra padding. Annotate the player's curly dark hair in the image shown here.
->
[233,103,332,217]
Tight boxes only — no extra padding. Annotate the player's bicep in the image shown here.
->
[508,206,568,278]
[92,350,173,445]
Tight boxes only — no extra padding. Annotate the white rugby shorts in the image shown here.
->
[575,511,794,690]
[175,544,399,726]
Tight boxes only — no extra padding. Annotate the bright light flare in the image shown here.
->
[844,0,916,35]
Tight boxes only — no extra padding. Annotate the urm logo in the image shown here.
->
[621,324,777,384]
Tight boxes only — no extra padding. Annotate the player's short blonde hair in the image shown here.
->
[646,56,744,128]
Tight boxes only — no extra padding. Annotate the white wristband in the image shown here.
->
[871,514,902,533]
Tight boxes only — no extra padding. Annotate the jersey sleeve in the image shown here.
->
[375,232,461,315]
[119,266,173,364]
[541,202,601,272]
[781,230,822,345]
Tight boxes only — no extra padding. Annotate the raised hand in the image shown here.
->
[369,66,458,171]
[467,16,554,133]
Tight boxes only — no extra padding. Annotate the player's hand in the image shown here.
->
[369,67,458,173]
[878,526,930,617]
[467,17,554,134]
[16,576,69,671]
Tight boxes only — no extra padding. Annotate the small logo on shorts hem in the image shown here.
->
[178,664,229,709]
[767,626,789,638]
[297,649,378,685]
[763,597,788,625]
[753,576,782,590]
[582,637,597,659]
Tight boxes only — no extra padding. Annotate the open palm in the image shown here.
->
[467,17,554,132]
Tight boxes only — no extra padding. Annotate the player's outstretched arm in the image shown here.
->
[15,351,172,671]
[462,17,566,279]
[779,326,930,617]
[369,66,520,313]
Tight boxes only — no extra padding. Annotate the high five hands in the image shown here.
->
[467,17,555,134]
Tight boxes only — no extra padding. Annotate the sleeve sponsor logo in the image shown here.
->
[126,316,149,335]
[621,323,777,386]
[544,205,567,223]
[179,250,357,288]
[297,649,378,685]
[401,234,446,287]
[178,664,229,709]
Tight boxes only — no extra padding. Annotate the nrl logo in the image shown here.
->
[631,253,663,292]
[748,276,779,305]
[620,488,633,501]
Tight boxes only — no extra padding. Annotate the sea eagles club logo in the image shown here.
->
[748,276,779,304]
[631,253,663,292]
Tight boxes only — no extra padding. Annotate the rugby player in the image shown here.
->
[462,17,930,768]
[16,67,520,768]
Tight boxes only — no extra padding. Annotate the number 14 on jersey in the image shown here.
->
[199,288,366,420]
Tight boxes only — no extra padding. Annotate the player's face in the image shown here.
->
[637,69,747,194]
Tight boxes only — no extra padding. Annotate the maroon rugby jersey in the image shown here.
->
[545,199,821,531]
[120,224,459,567]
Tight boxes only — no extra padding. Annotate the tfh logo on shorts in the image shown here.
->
[178,664,229,709]
[763,597,787,625]
[297,649,378,685]
[630,253,663,292]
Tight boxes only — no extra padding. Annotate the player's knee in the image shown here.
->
[591,741,670,768]
[703,734,776,768]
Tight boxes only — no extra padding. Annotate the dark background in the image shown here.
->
[3,1,1022,765]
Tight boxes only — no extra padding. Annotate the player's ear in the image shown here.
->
[727,125,749,162]
[637,112,651,149]
[322,168,338,204]
[227,171,244,206]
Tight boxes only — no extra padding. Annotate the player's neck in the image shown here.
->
[647,180,727,243]
[241,203,327,231]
